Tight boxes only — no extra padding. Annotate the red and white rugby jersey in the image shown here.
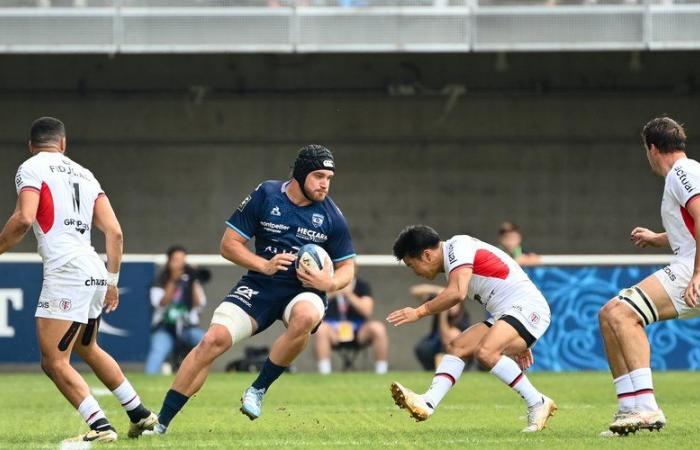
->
[15,152,104,271]
[443,235,541,318]
[662,158,700,263]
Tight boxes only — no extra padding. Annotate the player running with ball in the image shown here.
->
[387,225,556,432]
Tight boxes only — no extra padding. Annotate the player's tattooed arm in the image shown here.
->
[0,190,38,255]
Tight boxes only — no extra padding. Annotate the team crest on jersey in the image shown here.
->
[271,206,281,216]
[530,312,540,324]
[312,213,324,228]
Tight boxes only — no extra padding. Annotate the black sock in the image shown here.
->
[158,389,189,428]
[251,358,286,392]
[90,418,112,432]
[127,403,151,423]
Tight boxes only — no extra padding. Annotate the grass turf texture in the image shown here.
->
[1,371,698,449]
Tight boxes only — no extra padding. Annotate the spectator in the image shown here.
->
[498,221,542,266]
[411,284,471,371]
[145,246,207,375]
[314,277,389,374]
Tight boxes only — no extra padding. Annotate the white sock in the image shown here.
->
[78,395,107,426]
[629,368,659,411]
[422,354,465,409]
[112,379,141,411]
[318,359,332,375]
[613,374,635,412]
[490,356,542,408]
[375,360,388,375]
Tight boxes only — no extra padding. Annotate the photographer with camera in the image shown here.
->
[145,246,209,375]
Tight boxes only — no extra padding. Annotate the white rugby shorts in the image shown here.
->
[35,254,109,324]
[652,260,700,320]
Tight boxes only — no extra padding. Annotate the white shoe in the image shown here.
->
[600,410,633,437]
[390,381,434,422]
[522,396,557,432]
[128,411,159,438]
[62,427,118,443]
[609,409,666,435]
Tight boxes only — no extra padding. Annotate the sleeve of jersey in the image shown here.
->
[225,185,265,241]
[14,163,42,195]
[326,211,356,263]
[673,169,700,208]
[446,238,476,274]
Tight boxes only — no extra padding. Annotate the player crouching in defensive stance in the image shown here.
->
[598,117,700,436]
[387,225,556,432]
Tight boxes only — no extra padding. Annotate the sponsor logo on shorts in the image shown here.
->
[37,300,49,309]
[663,265,677,282]
[59,299,72,311]
[226,285,259,307]
[85,277,108,286]
[529,312,540,324]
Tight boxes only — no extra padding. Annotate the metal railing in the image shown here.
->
[0,2,699,52]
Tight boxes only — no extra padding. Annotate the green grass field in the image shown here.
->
[2,371,699,449]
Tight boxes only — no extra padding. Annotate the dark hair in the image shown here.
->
[30,117,65,147]
[642,117,687,154]
[498,221,520,235]
[393,225,441,260]
[166,245,187,260]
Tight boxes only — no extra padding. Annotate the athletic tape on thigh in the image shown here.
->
[617,286,659,326]
[58,321,81,351]
[81,315,101,346]
[283,292,325,325]
[211,302,253,345]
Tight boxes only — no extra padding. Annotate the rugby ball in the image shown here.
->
[295,244,334,275]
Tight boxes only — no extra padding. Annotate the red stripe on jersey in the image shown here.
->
[20,186,40,194]
[472,249,510,280]
[37,182,54,234]
[680,206,696,238]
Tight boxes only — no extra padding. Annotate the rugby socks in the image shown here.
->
[422,354,465,409]
[158,389,189,428]
[78,395,111,431]
[490,356,542,408]
[318,359,332,375]
[613,374,636,412]
[629,368,659,411]
[252,358,286,392]
[112,379,151,423]
[375,361,388,375]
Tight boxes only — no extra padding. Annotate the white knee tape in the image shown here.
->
[211,302,253,345]
[283,292,325,326]
[618,286,659,326]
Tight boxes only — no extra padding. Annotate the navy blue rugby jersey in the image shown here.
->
[226,180,356,282]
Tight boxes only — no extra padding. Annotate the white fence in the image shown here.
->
[1,3,699,52]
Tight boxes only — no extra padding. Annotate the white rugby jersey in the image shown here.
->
[662,158,700,262]
[443,235,543,318]
[15,152,104,271]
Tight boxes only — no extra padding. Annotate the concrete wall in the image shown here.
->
[1,52,698,370]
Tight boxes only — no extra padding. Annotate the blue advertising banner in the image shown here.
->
[529,265,700,371]
[0,262,154,363]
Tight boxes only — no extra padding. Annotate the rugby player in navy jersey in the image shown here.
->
[153,145,356,434]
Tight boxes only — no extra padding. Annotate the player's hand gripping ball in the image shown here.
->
[295,244,334,276]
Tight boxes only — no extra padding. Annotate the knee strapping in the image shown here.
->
[211,302,253,345]
[617,286,659,326]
